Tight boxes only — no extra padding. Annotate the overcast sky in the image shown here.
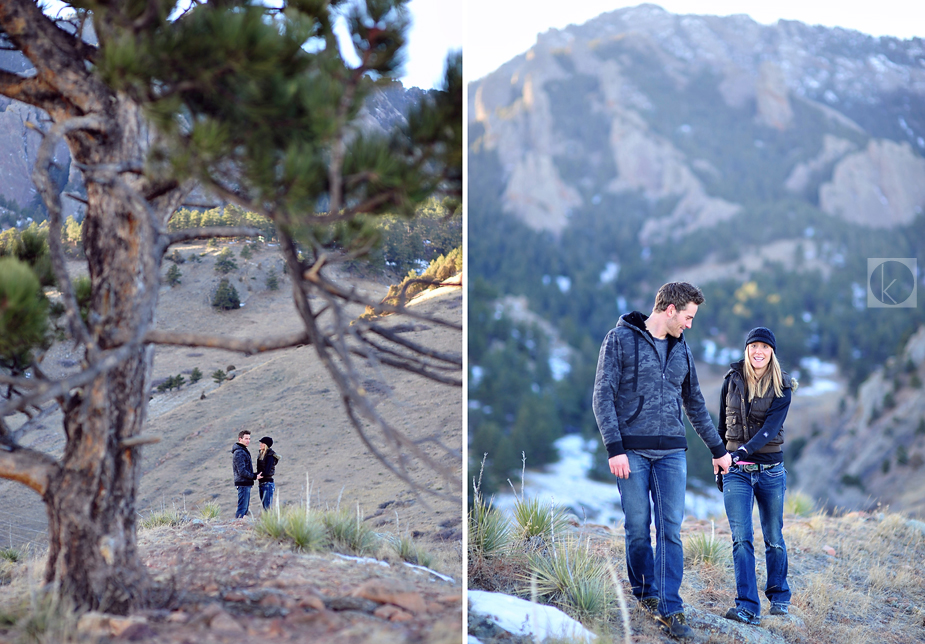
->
[464,0,925,82]
[402,0,462,89]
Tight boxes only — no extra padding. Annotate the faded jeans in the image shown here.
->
[616,451,687,617]
[259,482,275,510]
[235,485,251,519]
[723,463,791,616]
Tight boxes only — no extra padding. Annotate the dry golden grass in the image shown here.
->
[471,505,925,644]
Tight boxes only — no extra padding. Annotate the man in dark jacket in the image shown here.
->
[231,430,261,518]
[593,282,732,639]
[256,436,280,510]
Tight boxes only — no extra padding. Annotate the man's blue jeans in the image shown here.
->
[235,485,251,519]
[723,463,791,616]
[259,482,275,510]
[616,451,687,617]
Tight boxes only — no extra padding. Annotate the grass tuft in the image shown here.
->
[524,535,613,622]
[511,495,569,544]
[683,521,731,566]
[392,535,434,568]
[140,508,185,529]
[198,501,220,521]
[785,490,816,516]
[284,508,327,553]
[0,548,20,563]
[322,508,378,555]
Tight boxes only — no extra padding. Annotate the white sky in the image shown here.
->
[403,0,463,89]
[464,0,925,82]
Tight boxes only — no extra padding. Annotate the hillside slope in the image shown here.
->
[0,242,463,568]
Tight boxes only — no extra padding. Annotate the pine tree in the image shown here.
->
[174,374,186,389]
[166,264,182,287]
[212,278,241,311]
[0,0,459,614]
[214,248,238,274]
[266,268,280,291]
[212,369,227,386]
[190,367,203,384]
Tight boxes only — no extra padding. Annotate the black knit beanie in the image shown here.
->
[259,436,273,448]
[745,327,776,351]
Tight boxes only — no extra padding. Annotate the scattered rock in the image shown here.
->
[325,596,379,613]
[209,608,245,632]
[351,579,427,614]
[822,545,837,557]
[374,604,414,622]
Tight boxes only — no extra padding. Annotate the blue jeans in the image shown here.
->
[616,451,687,617]
[235,485,251,518]
[259,482,275,510]
[723,464,791,616]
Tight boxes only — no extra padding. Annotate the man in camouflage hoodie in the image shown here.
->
[593,282,731,639]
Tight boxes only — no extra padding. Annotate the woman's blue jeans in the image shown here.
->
[616,451,687,617]
[723,463,791,616]
[259,482,275,510]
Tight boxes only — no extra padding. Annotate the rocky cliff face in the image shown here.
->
[469,3,925,236]
[793,327,925,516]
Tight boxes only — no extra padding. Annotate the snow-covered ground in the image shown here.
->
[796,357,840,396]
[491,435,725,527]
[468,590,596,644]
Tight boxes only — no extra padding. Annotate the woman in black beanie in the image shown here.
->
[256,437,280,511]
[719,327,796,625]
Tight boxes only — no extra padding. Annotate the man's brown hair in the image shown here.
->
[237,429,251,440]
[653,282,705,313]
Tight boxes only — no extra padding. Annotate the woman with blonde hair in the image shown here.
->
[719,327,796,625]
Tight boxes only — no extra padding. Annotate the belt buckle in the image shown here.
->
[743,464,760,472]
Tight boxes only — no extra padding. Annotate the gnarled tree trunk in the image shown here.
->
[39,97,164,614]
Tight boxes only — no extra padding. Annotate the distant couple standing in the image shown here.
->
[593,281,793,639]
[231,430,280,518]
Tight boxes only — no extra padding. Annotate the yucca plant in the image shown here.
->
[0,548,20,563]
[784,490,815,517]
[511,495,570,544]
[140,508,185,529]
[284,508,327,553]
[198,501,220,521]
[524,536,613,622]
[256,507,289,541]
[684,521,731,566]
[391,534,434,568]
[322,508,379,555]
[469,492,512,560]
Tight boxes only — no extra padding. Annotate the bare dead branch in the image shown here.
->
[119,435,160,448]
[0,341,139,418]
[166,226,264,245]
[345,346,462,386]
[361,323,462,366]
[0,69,58,106]
[32,114,107,350]
[0,444,59,495]
[278,236,458,500]
[63,191,88,205]
[144,329,311,354]
[302,268,461,331]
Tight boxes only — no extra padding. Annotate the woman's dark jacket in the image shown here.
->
[257,448,280,483]
[231,442,257,487]
[719,359,794,465]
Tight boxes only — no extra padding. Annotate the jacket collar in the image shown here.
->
[618,311,685,354]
